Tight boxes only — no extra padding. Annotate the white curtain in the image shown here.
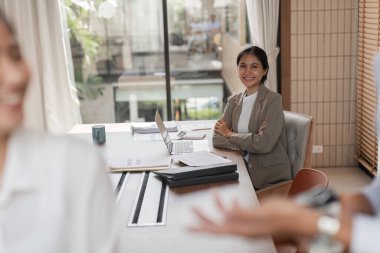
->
[245,0,280,93]
[0,0,81,134]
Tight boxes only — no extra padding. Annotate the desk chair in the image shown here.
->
[257,168,329,253]
[256,111,314,198]
[256,168,329,202]
[284,111,314,178]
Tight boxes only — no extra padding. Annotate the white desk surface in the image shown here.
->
[69,121,276,253]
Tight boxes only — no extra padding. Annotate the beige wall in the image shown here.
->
[290,0,358,167]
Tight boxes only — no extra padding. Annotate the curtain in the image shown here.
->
[245,0,280,93]
[0,0,81,134]
[356,0,378,175]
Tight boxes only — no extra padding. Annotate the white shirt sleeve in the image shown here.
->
[350,215,380,253]
[65,140,118,253]
[0,129,118,253]
[350,177,380,253]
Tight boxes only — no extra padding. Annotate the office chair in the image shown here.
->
[288,168,329,197]
[256,111,314,199]
[284,110,314,178]
[257,168,329,253]
[256,168,329,202]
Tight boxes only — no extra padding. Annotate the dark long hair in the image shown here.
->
[236,46,269,83]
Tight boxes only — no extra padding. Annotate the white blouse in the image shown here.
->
[0,128,117,253]
[237,92,257,133]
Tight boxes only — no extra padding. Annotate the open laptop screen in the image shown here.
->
[155,111,172,147]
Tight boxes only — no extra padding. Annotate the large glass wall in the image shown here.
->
[64,0,238,123]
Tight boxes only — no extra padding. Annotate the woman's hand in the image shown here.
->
[189,193,319,240]
[214,119,232,138]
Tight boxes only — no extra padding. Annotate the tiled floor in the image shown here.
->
[317,167,374,194]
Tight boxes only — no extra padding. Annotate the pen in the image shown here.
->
[191,127,212,131]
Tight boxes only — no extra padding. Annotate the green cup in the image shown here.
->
[92,125,106,145]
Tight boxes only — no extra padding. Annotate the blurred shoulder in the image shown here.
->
[13,127,104,175]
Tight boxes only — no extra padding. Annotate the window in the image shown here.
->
[64,0,237,123]
[224,2,238,35]
[356,0,379,175]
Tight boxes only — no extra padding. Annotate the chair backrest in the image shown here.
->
[256,168,329,202]
[288,168,329,197]
[284,111,314,178]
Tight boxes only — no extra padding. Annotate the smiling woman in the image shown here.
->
[0,12,117,252]
[212,46,291,190]
[0,18,29,138]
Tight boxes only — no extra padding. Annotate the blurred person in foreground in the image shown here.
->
[190,52,380,253]
[0,11,117,252]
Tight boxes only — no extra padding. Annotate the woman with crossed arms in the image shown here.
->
[213,46,291,190]
[190,51,380,253]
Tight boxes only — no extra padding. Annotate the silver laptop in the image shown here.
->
[155,111,194,154]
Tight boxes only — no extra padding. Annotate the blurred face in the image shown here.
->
[238,54,267,95]
[0,20,29,136]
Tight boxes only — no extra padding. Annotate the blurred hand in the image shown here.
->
[189,193,319,239]
[335,193,371,250]
[339,193,374,215]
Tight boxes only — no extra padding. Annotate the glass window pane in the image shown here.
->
[66,0,168,123]
[64,0,239,123]
[167,0,225,121]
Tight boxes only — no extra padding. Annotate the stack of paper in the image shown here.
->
[176,150,232,166]
[154,151,238,187]
[107,156,171,172]
[154,162,238,187]
[131,121,178,134]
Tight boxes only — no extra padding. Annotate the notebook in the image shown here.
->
[154,162,239,187]
[155,110,194,154]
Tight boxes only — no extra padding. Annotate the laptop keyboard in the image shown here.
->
[173,141,194,153]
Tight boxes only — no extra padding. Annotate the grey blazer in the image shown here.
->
[213,85,291,189]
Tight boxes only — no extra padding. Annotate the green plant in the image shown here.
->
[187,108,221,120]
[65,0,104,100]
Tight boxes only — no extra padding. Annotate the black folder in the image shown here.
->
[154,162,239,187]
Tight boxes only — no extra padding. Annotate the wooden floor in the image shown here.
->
[317,166,373,194]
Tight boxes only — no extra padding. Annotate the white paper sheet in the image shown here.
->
[191,139,211,152]
[133,132,179,142]
[176,150,231,166]
[107,156,171,172]
[131,121,178,133]
[180,123,215,132]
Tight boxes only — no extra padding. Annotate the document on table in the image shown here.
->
[189,140,211,152]
[177,131,206,140]
[133,132,178,142]
[176,150,231,166]
[180,123,215,132]
[107,156,171,172]
[131,121,178,134]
